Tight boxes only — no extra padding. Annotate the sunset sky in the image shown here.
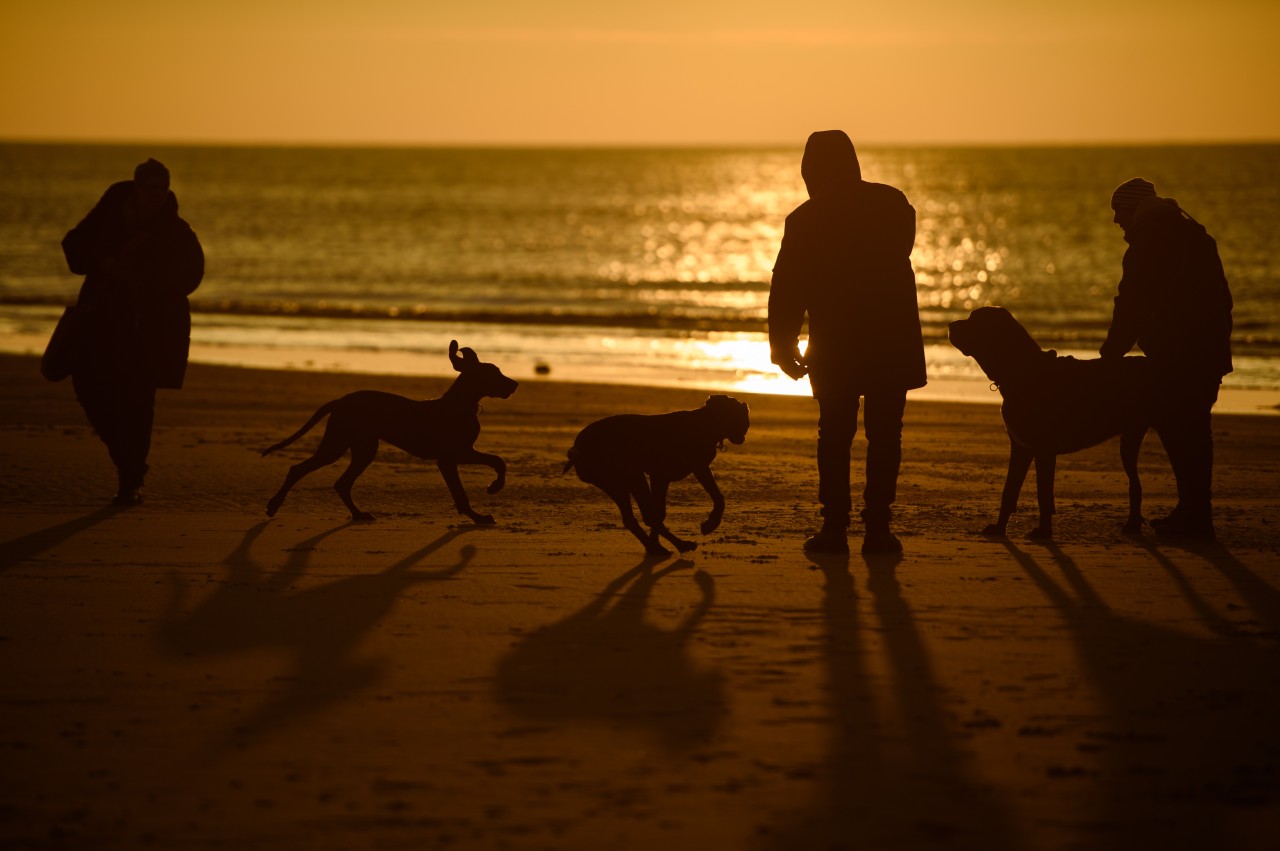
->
[3,0,1277,146]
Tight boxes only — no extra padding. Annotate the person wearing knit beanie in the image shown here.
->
[1110,177,1157,210]
[1099,177,1233,541]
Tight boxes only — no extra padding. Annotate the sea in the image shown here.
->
[2,142,1278,412]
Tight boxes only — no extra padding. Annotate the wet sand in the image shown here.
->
[1,352,1278,850]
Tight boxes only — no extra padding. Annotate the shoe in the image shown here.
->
[861,529,903,554]
[111,488,143,506]
[1150,505,1186,530]
[804,529,849,554]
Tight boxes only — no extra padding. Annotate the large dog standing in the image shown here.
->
[948,306,1155,539]
[564,395,750,556]
[262,341,517,524]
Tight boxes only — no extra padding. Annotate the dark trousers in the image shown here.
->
[72,364,156,490]
[1153,375,1219,513]
[816,390,907,526]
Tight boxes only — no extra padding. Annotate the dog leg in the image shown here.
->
[643,476,697,554]
[694,467,725,535]
[459,448,506,494]
[985,441,1033,536]
[1120,427,1148,534]
[265,434,349,517]
[437,459,495,525]
[334,437,379,521]
[1029,452,1057,540]
[600,479,669,556]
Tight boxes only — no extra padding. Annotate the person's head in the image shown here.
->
[1110,177,1157,234]
[801,130,861,198]
[133,158,171,215]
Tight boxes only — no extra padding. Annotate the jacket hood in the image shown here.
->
[801,130,862,198]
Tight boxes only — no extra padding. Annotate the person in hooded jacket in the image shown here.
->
[61,158,204,505]
[1100,177,1232,540]
[769,130,927,554]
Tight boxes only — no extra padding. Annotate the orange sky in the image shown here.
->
[3,0,1277,146]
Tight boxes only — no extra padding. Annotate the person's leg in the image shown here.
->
[861,389,907,553]
[1154,379,1218,538]
[114,377,157,500]
[809,392,859,552]
[72,363,128,485]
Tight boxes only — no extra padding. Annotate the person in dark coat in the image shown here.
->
[769,130,927,554]
[61,158,204,505]
[1100,177,1232,540]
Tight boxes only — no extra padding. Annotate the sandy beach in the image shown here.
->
[1,351,1278,850]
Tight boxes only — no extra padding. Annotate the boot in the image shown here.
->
[860,508,902,555]
[1154,503,1216,541]
[805,517,850,554]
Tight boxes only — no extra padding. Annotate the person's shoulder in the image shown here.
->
[784,199,818,225]
[89,180,134,210]
[856,180,911,206]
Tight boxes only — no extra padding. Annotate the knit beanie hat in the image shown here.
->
[1110,177,1157,210]
[133,158,170,187]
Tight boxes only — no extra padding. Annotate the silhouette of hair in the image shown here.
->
[801,130,861,197]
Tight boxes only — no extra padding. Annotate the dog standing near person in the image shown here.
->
[563,395,750,556]
[949,306,1156,540]
[262,341,517,524]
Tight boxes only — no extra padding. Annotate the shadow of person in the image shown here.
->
[494,557,725,751]
[760,552,1019,850]
[157,521,475,752]
[1003,539,1280,848]
[0,504,125,571]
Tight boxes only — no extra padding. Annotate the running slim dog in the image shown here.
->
[564,395,750,555]
[949,306,1154,539]
[262,341,517,524]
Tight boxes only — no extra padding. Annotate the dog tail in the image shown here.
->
[261,400,338,457]
[561,447,577,475]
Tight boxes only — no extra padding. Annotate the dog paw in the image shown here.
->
[700,517,722,535]
[981,524,1007,537]
[472,514,496,526]
[1027,525,1053,540]
[352,511,377,522]
[487,479,505,494]
[675,540,698,554]
[645,545,672,558]
[1121,520,1144,535]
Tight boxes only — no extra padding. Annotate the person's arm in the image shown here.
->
[61,182,132,276]
[768,217,809,380]
[1100,246,1144,359]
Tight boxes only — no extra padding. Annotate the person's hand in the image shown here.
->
[772,346,808,380]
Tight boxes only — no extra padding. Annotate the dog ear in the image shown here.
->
[449,340,464,372]
[460,347,479,366]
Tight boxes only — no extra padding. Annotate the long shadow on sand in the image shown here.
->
[1003,539,1280,849]
[0,505,125,571]
[494,557,725,751]
[760,553,1019,851]
[157,521,475,753]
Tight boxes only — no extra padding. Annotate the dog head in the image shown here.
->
[947,306,1042,385]
[705,394,750,446]
[448,340,519,400]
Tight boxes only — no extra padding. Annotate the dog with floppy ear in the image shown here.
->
[262,340,518,524]
[564,395,750,556]
[948,306,1155,539]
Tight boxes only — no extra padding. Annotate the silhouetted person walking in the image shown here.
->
[1100,178,1232,540]
[769,131,926,554]
[61,159,204,504]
